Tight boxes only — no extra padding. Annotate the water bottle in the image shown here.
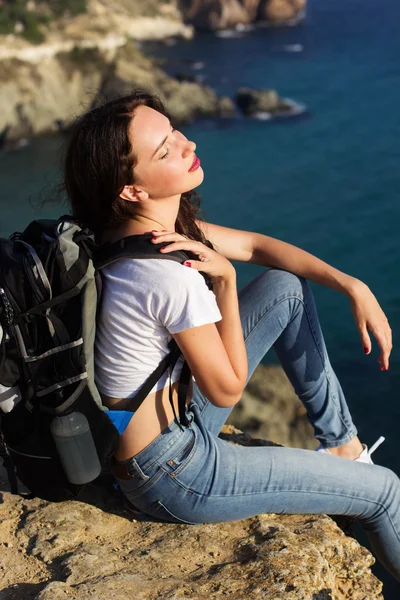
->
[50,412,101,485]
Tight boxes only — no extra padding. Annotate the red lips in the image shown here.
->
[189,155,201,172]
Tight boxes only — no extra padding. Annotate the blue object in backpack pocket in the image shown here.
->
[105,410,134,435]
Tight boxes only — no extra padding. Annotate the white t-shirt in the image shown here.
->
[94,258,222,398]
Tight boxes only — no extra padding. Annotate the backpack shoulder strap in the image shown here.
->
[93,233,192,430]
[93,233,190,270]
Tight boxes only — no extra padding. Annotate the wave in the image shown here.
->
[253,112,273,121]
[283,43,304,53]
[280,98,308,116]
[215,23,255,38]
[215,30,244,38]
[253,98,307,121]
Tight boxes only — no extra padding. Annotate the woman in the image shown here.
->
[64,90,400,582]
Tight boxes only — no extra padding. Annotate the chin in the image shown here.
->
[192,167,204,186]
[178,168,204,196]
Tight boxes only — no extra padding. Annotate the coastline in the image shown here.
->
[0,0,308,147]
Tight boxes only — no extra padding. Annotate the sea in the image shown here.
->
[1,0,399,593]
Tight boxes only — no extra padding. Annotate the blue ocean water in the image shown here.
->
[1,0,400,591]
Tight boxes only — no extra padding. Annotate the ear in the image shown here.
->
[119,185,149,203]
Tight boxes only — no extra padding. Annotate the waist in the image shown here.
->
[104,377,194,460]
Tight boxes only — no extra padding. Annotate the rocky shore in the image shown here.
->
[0,0,308,145]
[180,0,307,30]
[0,365,384,599]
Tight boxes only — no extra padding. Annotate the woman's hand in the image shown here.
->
[348,280,392,370]
[151,230,236,283]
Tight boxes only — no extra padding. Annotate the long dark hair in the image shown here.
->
[63,89,214,249]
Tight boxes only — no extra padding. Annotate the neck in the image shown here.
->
[102,196,181,243]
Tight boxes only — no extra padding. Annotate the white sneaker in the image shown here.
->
[316,436,385,464]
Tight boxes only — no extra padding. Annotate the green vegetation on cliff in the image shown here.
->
[0,0,88,44]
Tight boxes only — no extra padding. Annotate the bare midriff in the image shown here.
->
[102,378,194,462]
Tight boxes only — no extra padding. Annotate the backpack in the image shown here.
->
[0,216,191,502]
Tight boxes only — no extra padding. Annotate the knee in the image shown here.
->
[383,467,400,502]
[373,466,400,513]
[263,268,308,300]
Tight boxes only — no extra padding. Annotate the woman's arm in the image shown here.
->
[197,220,392,370]
[174,270,248,408]
[197,220,356,289]
[151,230,248,406]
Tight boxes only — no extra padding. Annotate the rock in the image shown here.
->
[236,86,280,114]
[259,0,307,24]
[179,0,307,30]
[0,48,101,141]
[217,95,236,116]
[50,0,194,42]
[0,40,220,142]
[179,0,260,31]
[162,80,219,122]
[0,481,383,599]
[235,86,306,119]
[226,363,316,448]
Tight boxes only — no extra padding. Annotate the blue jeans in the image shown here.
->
[115,269,400,582]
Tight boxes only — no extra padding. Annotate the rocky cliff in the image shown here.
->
[0,0,202,144]
[0,0,308,144]
[0,365,384,599]
[0,38,224,143]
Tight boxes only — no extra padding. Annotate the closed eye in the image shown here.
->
[159,128,175,160]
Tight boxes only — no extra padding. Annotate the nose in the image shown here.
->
[182,139,196,157]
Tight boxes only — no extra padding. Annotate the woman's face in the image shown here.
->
[129,105,204,200]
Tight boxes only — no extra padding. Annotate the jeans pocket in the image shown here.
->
[115,463,164,500]
[145,499,199,525]
[163,426,197,477]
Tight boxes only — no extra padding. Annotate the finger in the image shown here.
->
[378,351,390,371]
[151,230,179,237]
[183,260,205,270]
[151,233,187,243]
[374,321,392,371]
[384,329,392,357]
[381,331,392,371]
[359,326,371,355]
[375,332,391,370]
[159,240,201,254]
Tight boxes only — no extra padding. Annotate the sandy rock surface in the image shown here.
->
[0,487,383,600]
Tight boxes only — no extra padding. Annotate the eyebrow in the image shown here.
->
[152,123,173,158]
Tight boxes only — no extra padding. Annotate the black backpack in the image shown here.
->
[0,216,191,502]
